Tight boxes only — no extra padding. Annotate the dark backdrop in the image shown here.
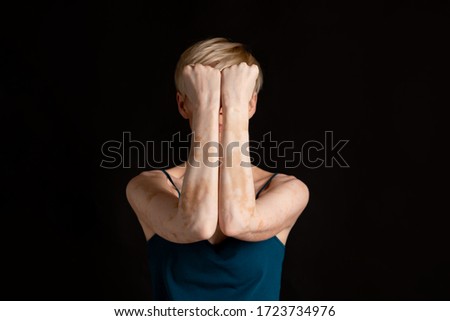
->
[1,1,449,300]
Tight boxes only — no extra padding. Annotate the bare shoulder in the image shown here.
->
[278,173,308,193]
[258,168,309,197]
[274,173,309,204]
[126,169,176,210]
[126,169,163,193]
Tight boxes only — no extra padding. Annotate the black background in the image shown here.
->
[1,1,449,300]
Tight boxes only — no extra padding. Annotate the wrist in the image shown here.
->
[222,112,249,138]
[221,88,250,106]
[222,97,248,113]
[197,92,221,110]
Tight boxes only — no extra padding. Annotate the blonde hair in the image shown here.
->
[174,37,263,95]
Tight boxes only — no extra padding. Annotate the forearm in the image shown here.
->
[179,106,220,238]
[219,102,256,236]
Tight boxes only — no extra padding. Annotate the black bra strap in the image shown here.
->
[256,173,279,199]
[160,169,181,198]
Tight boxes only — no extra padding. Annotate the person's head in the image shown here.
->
[174,37,263,127]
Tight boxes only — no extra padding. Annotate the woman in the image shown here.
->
[126,37,309,300]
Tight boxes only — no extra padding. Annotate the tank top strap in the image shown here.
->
[161,169,278,199]
[256,172,279,199]
[160,169,181,198]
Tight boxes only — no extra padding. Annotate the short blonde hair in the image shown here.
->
[174,37,263,95]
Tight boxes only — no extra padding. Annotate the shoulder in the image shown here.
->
[255,166,308,198]
[257,167,308,190]
[260,172,309,204]
[127,169,161,185]
[125,169,175,220]
[273,174,309,225]
[278,173,308,195]
[126,169,166,197]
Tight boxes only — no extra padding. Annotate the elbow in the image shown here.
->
[219,213,247,238]
[184,210,217,242]
[219,204,255,237]
[220,224,241,238]
[190,223,216,242]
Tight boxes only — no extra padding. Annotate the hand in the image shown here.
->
[220,62,259,108]
[180,64,221,114]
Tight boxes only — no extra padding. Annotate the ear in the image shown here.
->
[248,92,258,119]
[176,92,190,119]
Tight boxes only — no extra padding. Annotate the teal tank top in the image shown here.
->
[147,169,285,300]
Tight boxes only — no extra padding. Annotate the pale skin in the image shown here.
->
[126,62,309,246]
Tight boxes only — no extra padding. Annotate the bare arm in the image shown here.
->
[126,64,220,243]
[219,63,309,241]
[219,62,258,236]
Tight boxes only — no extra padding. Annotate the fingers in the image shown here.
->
[220,62,259,75]
[181,63,221,87]
[180,64,221,110]
[183,62,259,75]
[181,64,221,90]
[182,63,220,74]
[181,62,259,102]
